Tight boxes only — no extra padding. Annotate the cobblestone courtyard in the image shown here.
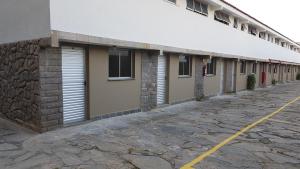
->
[1,82,300,169]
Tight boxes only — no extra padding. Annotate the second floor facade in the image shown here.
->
[0,0,300,64]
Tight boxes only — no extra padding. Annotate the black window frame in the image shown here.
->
[241,24,247,31]
[259,32,266,39]
[252,63,257,74]
[214,11,230,25]
[186,0,208,16]
[108,48,135,79]
[240,60,246,74]
[233,18,238,28]
[206,58,217,75]
[179,55,192,77]
[248,25,257,36]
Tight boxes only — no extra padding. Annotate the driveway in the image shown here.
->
[1,82,300,169]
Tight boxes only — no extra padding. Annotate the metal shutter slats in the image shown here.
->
[62,47,86,124]
[157,56,167,105]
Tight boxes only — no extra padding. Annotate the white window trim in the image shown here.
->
[179,56,192,77]
[108,77,134,81]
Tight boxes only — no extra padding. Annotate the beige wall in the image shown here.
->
[292,66,297,80]
[273,64,280,82]
[283,65,288,82]
[236,61,248,91]
[287,65,291,81]
[168,54,196,103]
[254,63,260,88]
[204,59,222,96]
[266,64,273,86]
[88,46,141,118]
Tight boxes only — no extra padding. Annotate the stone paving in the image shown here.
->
[0,82,300,169]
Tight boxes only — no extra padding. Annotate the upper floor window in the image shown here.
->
[186,0,208,16]
[109,48,134,79]
[167,0,176,4]
[240,60,246,74]
[233,18,238,28]
[207,58,217,75]
[241,24,247,31]
[275,38,280,45]
[179,55,192,76]
[259,32,266,39]
[281,42,285,47]
[267,34,272,42]
[214,11,230,25]
[248,26,257,36]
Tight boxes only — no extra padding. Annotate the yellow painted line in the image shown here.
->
[181,96,300,169]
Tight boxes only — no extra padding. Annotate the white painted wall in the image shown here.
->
[49,0,300,63]
[0,0,51,44]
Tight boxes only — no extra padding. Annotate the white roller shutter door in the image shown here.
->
[157,55,167,105]
[62,47,86,124]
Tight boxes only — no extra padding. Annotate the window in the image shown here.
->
[267,34,271,41]
[207,58,217,75]
[275,38,280,45]
[281,42,285,47]
[241,24,247,31]
[268,64,272,73]
[214,11,230,25]
[187,0,193,9]
[179,55,192,76]
[252,63,257,74]
[288,66,290,73]
[186,0,208,16]
[109,48,134,79]
[233,18,238,28]
[248,25,257,36]
[167,0,176,4]
[259,32,266,39]
[240,60,246,74]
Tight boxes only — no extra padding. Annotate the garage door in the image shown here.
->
[157,55,167,105]
[62,47,86,124]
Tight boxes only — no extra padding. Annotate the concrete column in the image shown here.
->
[39,47,63,132]
[140,51,158,111]
[194,57,204,100]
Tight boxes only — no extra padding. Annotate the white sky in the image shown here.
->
[225,0,300,42]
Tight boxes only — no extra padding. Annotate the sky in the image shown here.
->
[225,0,300,42]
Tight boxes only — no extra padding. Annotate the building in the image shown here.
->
[0,0,300,132]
